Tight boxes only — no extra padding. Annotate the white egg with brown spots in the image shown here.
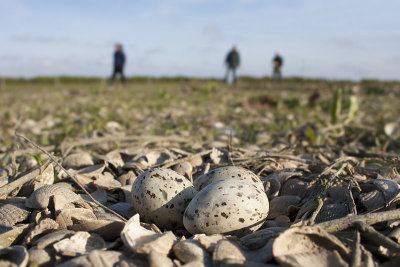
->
[183,178,269,237]
[193,166,264,192]
[131,168,197,230]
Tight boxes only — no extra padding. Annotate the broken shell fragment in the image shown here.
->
[117,171,137,186]
[173,161,193,177]
[240,227,286,250]
[55,208,97,229]
[359,179,400,212]
[34,163,54,185]
[25,183,81,209]
[267,195,301,219]
[148,250,174,267]
[57,249,147,267]
[69,219,125,241]
[32,229,74,249]
[273,227,350,267]
[63,152,94,169]
[0,245,29,267]
[189,155,203,168]
[108,202,136,219]
[80,188,108,205]
[280,178,309,197]
[266,171,303,184]
[212,239,246,265]
[196,234,226,253]
[53,231,106,257]
[314,203,351,223]
[0,203,30,227]
[28,246,55,267]
[121,214,177,255]
[78,163,106,177]
[23,218,59,246]
[88,172,122,190]
[212,238,274,265]
[263,177,281,199]
[134,230,177,255]
[173,239,212,265]
[0,223,32,247]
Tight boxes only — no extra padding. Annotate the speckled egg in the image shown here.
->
[131,168,197,230]
[193,166,263,192]
[183,178,269,237]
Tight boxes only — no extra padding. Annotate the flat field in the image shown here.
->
[1,78,400,153]
[1,78,400,266]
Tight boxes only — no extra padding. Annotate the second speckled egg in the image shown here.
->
[183,178,269,237]
[193,166,264,192]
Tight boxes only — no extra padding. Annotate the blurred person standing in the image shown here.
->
[225,45,240,84]
[272,51,283,81]
[110,43,126,84]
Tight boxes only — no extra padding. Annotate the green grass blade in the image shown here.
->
[331,89,342,124]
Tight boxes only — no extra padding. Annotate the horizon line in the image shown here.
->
[1,75,398,83]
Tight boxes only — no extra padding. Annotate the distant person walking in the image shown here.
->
[110,44,126,84]
[225,45,240,84]
[272,51,283,81]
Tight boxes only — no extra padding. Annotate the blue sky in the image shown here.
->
[1,0,399,80]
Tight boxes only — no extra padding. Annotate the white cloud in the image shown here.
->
[327,37,363,51]
[145,47,165,56]
[203,24,224,42]
[10,34,70,44]
[0,0,29,20]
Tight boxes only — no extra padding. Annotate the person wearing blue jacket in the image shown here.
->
[272,51,283,81]
[224,45,240,84]
[110,44,126,84]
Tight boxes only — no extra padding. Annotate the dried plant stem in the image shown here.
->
[61,135,188,156]
[228,153,235,166]
[354,221,400,255]
[308,157,355,225]
[308,197,324,225]
[159,149,212,169]
[228,131,235,166]
[319,123,345,134]
[350,231,361,267]
[230,150,314,164]
[15,132,127,222]
[0,162,50,198]
[0,164,15,186]
[317,209,400,233]
[256,159,278,176]
[320,156,357,177]
[0,145,56,158]
[266,153,312,163]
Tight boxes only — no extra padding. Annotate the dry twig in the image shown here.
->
[158,149,212,169]
[227,131,235,166]
[0,164,15,186]
[316,209,400,233]
[308,157,357,225]
[61,135,188,156]
[350,231,361,267]
[354,221,400,255]
[0,145,56,159]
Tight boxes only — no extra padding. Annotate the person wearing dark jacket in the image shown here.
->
[225,45,240,84]
[272,51,283,81]
[110,44,126,84]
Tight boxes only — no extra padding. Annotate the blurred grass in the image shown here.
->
[1,77,400,153]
